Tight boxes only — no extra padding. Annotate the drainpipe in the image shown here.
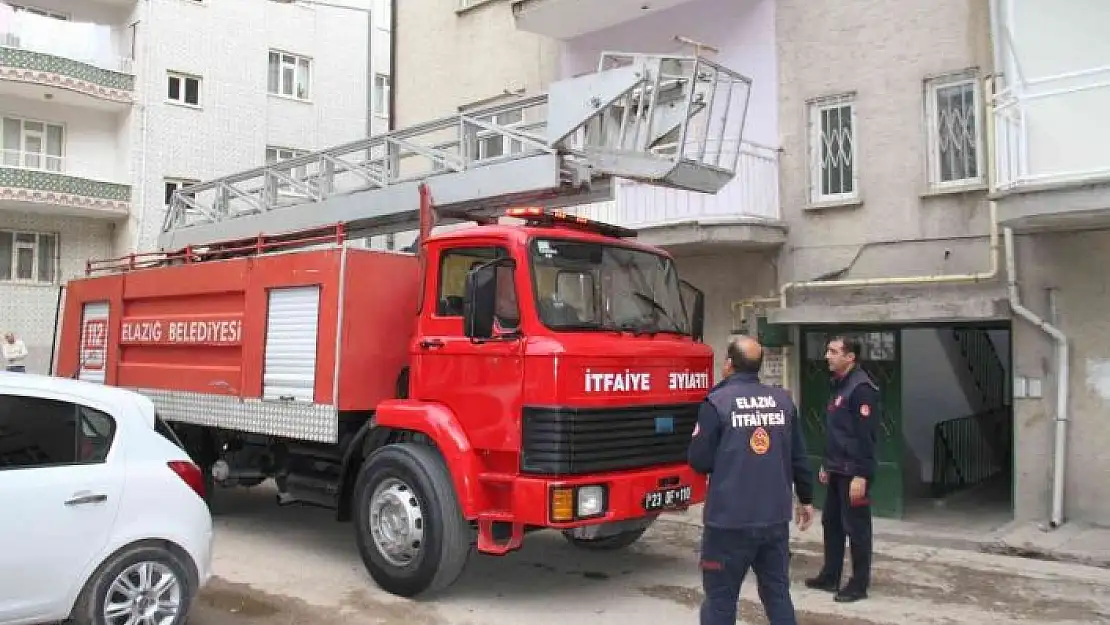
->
[779,75,1002,309]
[1003,226,1068,528]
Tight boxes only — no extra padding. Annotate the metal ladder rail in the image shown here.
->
[158,52,752,251]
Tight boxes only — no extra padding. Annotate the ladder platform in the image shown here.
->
[159,51,753,251]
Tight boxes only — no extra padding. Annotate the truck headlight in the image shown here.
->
[577,485,605,518]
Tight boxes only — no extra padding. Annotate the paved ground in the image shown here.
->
[187,485,1110,625]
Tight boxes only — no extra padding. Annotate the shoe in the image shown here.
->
[804,575,839,592]
[834,586,868,602]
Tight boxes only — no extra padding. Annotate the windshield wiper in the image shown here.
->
[632,291,683,334]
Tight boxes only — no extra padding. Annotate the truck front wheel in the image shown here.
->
[352,443,471,598]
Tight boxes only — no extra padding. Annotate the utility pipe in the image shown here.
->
[731,296,792,392]
[1003,226,1069,528]
[779,75,1002,309]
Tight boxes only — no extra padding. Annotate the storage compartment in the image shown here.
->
[57,247,421,413]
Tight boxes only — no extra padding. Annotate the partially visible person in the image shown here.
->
[688,335,815,625]
[805,335,880,603]
[3,332,27,373]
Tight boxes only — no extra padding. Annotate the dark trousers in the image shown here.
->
[699,522,796,625]
[819,472,873,590]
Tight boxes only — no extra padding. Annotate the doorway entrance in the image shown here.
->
[797,323,1013,525]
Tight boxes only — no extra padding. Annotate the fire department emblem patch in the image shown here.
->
[749,426,770,455]
[860,404,871,418]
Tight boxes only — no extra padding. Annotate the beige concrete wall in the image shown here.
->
[671,250,778,379]
[1009,228,1110,525]
[394,0,561,127]
[775,0,996,288]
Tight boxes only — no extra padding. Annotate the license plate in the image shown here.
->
[643,484,693,511]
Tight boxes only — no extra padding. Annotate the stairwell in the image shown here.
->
[931,328,1011,498]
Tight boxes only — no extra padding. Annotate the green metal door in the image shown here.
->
[798,327,903,518]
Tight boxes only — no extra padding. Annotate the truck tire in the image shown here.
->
[562,526,648,551]
[352,443,471,598]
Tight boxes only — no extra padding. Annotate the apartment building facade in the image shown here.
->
[0,0,391,374]
[392,0,1110,528]
[987,0,1110,527]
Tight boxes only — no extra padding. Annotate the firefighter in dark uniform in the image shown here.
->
[805,335,880,603]
[688,335,815,625]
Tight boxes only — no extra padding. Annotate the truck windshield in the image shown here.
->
[529,237,690,335]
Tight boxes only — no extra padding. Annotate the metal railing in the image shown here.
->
[992,65,1110,192]
[952,327,1006,409]
[571,140,780,226]
[931,407,1011,498]
[0,17,133,75]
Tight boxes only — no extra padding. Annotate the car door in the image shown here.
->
[0,391,125,623]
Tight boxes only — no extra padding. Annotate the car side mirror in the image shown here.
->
[464,257,515,340]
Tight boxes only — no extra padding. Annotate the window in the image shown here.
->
[374,74,390,118]
[167,72,201,106]
[0,229,56,283]
[164,178,200,206]
[1,116,64,172]
[807,93,858,204]
[154,413,186,451]
[265,146,310,195]
[0,395,116,469]
[436,247,513,317]
[925,71,983,187]
[529,239,691,335]
[268,51,311,100]
[472,108,525,161]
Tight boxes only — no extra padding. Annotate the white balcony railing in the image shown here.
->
[571,140,781,228]
[0,8,132,74]
[993,65,1110,192]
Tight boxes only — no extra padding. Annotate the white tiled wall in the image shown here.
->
[0,213,112,374]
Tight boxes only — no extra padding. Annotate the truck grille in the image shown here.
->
[520,403,700,475]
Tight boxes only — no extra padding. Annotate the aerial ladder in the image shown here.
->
[158,51,753,251]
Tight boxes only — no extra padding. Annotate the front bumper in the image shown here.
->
[509,463,707,528]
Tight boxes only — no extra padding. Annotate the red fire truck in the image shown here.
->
[56,51,752,597]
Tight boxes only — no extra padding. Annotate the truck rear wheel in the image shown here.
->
[352,443,471,598]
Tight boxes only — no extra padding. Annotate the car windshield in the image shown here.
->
[529,237,691,335]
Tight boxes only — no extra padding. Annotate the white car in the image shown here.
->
[0,373,213,625]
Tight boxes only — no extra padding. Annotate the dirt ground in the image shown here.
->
[185,485,1110,625]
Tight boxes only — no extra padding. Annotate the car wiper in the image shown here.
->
[632,291,682,333]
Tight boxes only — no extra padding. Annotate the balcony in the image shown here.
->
[512,0,702,40]
[0,151,130,220]
[992,66,1110,232]
[569,141,785,253]
[0,8,135,109]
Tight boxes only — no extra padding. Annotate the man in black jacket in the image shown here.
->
[688,335,815,625]
[805,335,881,603]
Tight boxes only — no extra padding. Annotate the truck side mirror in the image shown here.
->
[679,279,705,342]
[464,257,515,340]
